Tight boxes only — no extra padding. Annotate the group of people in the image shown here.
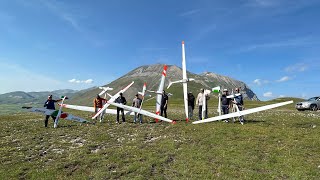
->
[92,90,169,124]
[43,87,244,127]
[187,87,244,123]
[220,87,244,124]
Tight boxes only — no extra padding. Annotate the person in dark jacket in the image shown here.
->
[221,89,232,122]
[43,95,62,127]
[115,93,127,123]
[160,90,168,118]
[187,92,195,119]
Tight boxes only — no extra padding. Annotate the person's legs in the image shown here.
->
[160,106,164,116]
[198,106,202,120]
[139,114,143,124]
[44,115,50,127]
[222,105,229,122]
[188,106,193,119]
[238,105,244,123]
[100,110,105,122]
[205,105,208,119]
[134,112,137,123]
[121,108,125,122]
[116,108,120,123]
[164,106,167,118]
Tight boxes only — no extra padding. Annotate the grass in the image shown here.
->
[0,100,320,179]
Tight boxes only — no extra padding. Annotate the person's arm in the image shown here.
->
[196,94,199,106]
[123,97,127,105]
[132,99,135,107]
[93,99,96,109]
[44,100,48,107]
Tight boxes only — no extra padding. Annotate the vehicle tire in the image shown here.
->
[310,104,317,111]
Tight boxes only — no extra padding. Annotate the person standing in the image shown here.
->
[43,95,62,127]
[160,90,168,118]
[221,89,232,122]
[93,94,107,122]
[132,94,143,124]
[232,88,244,124]
[187,92,195,120]
[115,93,127,123]
[196,88,210,120]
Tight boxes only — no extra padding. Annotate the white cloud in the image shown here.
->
[68,79,76,83]
[68,78,93,84]
[253,79,269,86]
[277,76,290,82]
[179,9,201,17]
[263,92,273,97]
[285,63,308,72]
[253,79,262,85]
[84,79,93,84]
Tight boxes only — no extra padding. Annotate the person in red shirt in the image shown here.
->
[93,94,107,122]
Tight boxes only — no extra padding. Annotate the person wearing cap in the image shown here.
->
[132,94,143,124]
[43,95,62,127]
[196,88,210,120]
[115,93,127,123]
[232,87,244,124]
[221,89,232,122]
[187,92,195,119]
[160,90,169,118]
[93,94,107,122]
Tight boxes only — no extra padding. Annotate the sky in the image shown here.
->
[0,0,319,100]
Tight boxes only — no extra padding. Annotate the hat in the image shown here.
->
[223,89,228,92]
[48,95,52,98]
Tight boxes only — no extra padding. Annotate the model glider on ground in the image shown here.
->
[192,100,293,124]
[167,41,195,121]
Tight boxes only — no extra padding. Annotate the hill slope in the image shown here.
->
[70,64,259,105]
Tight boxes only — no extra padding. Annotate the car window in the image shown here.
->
[308,97,317,101]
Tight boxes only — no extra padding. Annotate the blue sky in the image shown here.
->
[0,0,319,100]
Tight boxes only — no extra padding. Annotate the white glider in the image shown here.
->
[61,82,135,118]
[147,65,168,122]
[22,106,88,125]
[167,41,195,121]
[108,102,173,123]
[54,96,68,128]
[92,81,134,119]
[192,100,293,124]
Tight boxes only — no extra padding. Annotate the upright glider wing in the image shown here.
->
[153,65,168,122]
[54,96,68,128]
[192,100,293,124]
[167,41,195,121]
[137,83,147,115]
[92,81,134,119]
